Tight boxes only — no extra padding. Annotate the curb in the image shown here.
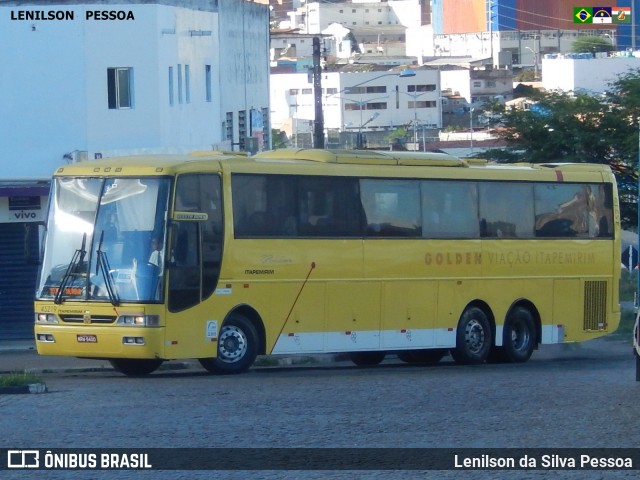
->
[0,383,48,395]
[0,355,340,376]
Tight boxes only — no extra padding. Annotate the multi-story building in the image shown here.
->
[423,0,637,68]
[291,0,425,33]
[0,0,270,340]
[270,67,441,147]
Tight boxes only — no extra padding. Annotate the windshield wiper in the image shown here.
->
[54,233,87,305]
[95,230,119,306]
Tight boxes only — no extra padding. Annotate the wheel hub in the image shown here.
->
[464,319,485,354]
[218,325,247,363]
[511,321,530,351]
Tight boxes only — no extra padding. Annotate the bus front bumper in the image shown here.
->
[34,325,165,359]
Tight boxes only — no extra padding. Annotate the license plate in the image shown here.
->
[77,334,97,343]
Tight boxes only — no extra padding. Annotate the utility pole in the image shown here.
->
[633,0,637,50]
[312,37,325,149]
[488,0,493,65]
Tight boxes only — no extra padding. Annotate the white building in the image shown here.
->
[541,52,640,94]
[425,29,615,67]
[271,31,334,63]
[270,68,441,145]
[1,0,270,174]
[292,0,422,37]
[0,0,269,340]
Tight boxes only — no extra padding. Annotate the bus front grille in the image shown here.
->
[584,281,607,331]
[60,315,117,324]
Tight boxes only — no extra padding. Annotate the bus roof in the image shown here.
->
[51,150,614,181]
[52,153,243,177]
[254,148,470,167]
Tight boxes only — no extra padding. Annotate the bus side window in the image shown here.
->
[534,183,611,239]
[360,179,421,238]
[479,182,534,238]
[422,181,479,239]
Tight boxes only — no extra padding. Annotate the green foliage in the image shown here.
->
[620,269,637,302]
[0,371,42,387]
[385,127,408,142]
[513,83,544,99]
[346,32,361,54]
[572,35,615,54]
[271,129,288,149]
[514,69,536,82]
[613,271,637,339]
[612,308,635,338]
[490,70,640,229]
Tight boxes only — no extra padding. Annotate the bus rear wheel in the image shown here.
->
[349,351,386,366]
[109,359,163,376]
[199,314,258,374]
[451,307,492,365]
[502,306,536,363]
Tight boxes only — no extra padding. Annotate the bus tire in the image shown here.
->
[109,359,163,376]
[502,306,536,363]
[398,349,446,365]
[199,314,258,374]
[349,351,386,366]
[451,307,492,365]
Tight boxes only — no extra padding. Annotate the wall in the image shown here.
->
[300,0,421,34]
[0,5,88,177]
[0,0,270,178]
[441,69,472,103]
[542,54,640,93]
[442,0,485,34]
[218,0,270,149]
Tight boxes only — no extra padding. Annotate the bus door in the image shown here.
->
[164,174,223,358]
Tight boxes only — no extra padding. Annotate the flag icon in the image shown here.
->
[592,7,612,23]
[574,7,592,23]
[613,6,631,24]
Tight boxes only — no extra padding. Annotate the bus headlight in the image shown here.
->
[36,334,56,342]
[116,315,160,327]
[35,313,58,324]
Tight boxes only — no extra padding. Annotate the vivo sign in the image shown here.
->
[1,195,46,223]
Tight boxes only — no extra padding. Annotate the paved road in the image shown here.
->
[1,336,639,479]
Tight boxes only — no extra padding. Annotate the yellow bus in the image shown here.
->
[34,149,621,375]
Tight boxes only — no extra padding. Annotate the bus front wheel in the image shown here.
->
[110,358,163,376]
[199,314,258,374]
[451,307,492,365]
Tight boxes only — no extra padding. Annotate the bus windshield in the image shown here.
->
[37,177,171,304]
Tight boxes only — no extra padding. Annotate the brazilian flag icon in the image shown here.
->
[574,7,592,23]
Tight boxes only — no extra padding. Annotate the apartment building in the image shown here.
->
[0,0,270,340]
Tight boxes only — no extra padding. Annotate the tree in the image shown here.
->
[271,129,288,149]
[487,73,640,228]
[346,32,361,54]
[498,91,626,163]
[572,35,614,54]
[602,70,640,227]
[385,127,409,150]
